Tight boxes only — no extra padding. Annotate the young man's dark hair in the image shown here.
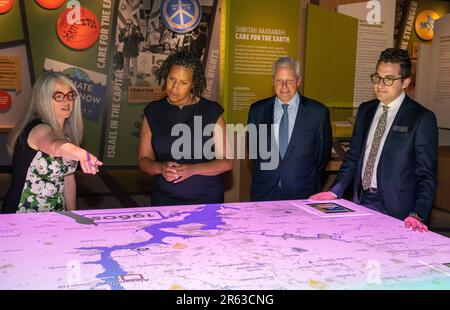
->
[376,48,412,78]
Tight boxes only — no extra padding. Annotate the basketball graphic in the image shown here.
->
[56,6,100,50]
[0,0,15,14]
[35,0,65,10]
[0,92,12,113]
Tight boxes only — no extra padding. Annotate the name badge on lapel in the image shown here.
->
[392,125,408,133]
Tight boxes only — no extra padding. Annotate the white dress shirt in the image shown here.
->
[361,91,405,189]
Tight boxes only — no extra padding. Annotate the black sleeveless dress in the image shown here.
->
[143,97,225,206]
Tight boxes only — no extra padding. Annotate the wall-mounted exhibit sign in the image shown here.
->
[416,14,450,130]
[160,0,202,33]
[56,6,100,50]
[34,0,65,10]
[414,10,439,41]
[398,0,450,59]
[220,0,301,124]
[0,0,15,14]
[0,55,21,93]
[0,45,32,129]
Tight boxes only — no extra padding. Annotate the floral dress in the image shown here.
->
[16,151,78,213]
[2,119,78,214]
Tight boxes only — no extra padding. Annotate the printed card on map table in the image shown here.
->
[290,200,373,218]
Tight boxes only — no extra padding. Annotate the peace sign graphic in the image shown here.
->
[161,0,202,33]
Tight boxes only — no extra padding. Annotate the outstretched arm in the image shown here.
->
[28,124,102,174]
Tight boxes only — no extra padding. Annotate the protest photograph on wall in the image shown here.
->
[112,0,216,103]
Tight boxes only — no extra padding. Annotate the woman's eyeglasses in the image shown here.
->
[52,91,78,102]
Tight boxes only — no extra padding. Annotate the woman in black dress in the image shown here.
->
[138,51,233,206]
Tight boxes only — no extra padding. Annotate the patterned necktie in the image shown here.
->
[362,105,389,190]
[279,104,289,159]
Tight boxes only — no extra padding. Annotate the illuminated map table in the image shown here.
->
[1,199,449,290]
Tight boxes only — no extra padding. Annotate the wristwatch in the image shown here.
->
[409,212,424,223]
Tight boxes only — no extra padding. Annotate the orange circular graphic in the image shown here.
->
[56,7,100,50]
[0,92,12,112]
[0,0,15,14]
[35,0,65,10]
[415,10,440,41]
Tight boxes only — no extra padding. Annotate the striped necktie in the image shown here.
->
[279,104,289,159]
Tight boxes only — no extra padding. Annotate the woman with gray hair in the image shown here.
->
[2,71,102,213]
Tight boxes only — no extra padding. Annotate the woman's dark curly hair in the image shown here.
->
[155,50,206,97]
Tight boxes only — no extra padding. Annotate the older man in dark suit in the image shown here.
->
[247,57,332,202]
[310,48,438,233]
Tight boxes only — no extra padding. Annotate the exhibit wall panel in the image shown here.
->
[338,0,396,108]
[427,14,450,130]
[102,0,218,165]
[398,0,450,59]
[0,0,23,43]
[304,4,358,130]
[221,0,302,125]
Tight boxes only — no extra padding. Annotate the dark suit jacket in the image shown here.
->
[330,95,438,223]
[247,93,332,201]
[119,25,144,57]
